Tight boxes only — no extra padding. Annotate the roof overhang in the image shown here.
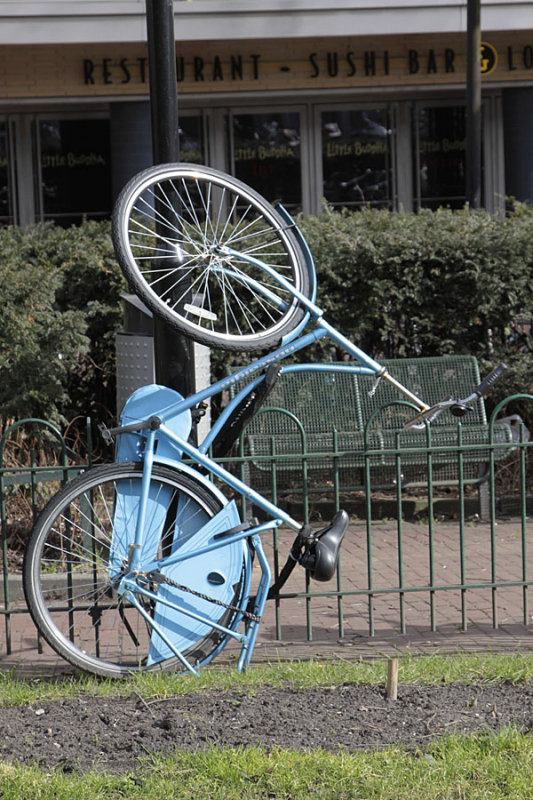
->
[1,1,531,45]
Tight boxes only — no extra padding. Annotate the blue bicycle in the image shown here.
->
[23,164,505,677]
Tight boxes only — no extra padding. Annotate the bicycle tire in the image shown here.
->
[23,462,251,678]
[112,163,311,352]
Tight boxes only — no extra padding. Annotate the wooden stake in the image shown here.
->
[386,657,399,700]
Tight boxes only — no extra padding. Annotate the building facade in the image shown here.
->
[1,0,533,226]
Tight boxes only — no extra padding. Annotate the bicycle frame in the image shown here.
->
[111,239,432,675]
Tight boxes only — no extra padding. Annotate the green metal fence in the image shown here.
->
[1,397,532,660]
[0,418,95,655]
[235,393,533,642]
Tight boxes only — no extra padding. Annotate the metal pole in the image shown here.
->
[466,0,482,208]
[145,0,196,398]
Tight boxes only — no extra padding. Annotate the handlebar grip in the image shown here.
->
[474,363,507,398]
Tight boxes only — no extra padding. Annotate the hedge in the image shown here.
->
[0,205,531,434]
[297,204,533,418]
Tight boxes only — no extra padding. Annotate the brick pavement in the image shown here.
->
[1,518,532,677]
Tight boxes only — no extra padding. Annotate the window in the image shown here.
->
[231,111,301,210]
[0,121,14,225]
[38,118,111,225]
[320,108,394,209]
[179,116,205,163]
[414,105,467,209]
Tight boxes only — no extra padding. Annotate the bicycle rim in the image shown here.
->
[23,463,251,678]
[112,163,310,351]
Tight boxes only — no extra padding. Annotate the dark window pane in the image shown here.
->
[179,116,204,163]
[0,122,13,225]
[321,109,393,209]
[416,106,466,209]
[39,119,111,225]
[233,112,301,210]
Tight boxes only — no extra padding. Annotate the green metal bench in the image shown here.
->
[232,355,518,507]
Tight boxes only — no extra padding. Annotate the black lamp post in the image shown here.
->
[145,0,196,397]
[466,0,482,209]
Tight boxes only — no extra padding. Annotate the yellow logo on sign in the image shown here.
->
[481,42,498,75]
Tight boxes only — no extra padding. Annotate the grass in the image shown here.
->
[0,730,531,799]
[0,653,532,798]
[0,651,532,707]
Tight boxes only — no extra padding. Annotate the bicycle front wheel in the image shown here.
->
[112,163,310,351]
[23,463,251,678]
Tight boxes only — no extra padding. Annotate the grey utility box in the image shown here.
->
[115,294,155,414]
[115,295,211,439]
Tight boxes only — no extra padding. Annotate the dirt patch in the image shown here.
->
[1,683,532,774]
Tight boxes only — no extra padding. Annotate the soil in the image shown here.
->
[1,682,532,775]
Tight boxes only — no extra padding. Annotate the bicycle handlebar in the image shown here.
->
[470,361,508,401]
[404,362,507,431]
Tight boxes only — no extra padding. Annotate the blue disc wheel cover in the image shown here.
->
[146,498,248,666]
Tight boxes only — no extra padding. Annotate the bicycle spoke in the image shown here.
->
[113,164,309,350]
[24,463,252,677]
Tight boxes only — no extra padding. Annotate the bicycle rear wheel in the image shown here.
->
[112,163,311,351]
[23,463,251,678]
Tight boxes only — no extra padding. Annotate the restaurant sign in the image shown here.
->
[80,36,533,93]
[1,34,532,100]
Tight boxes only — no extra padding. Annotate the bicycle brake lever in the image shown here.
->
[450,403,473,417]
[405,363,508,430]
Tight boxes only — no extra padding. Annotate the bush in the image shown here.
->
[0,221,125,433]
[299,205,533,359]
[297,205,533,419]
[53,222,126,420]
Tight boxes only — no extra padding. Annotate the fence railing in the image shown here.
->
[1,397,532,660]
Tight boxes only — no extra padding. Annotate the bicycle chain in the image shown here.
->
[143,571,261,624]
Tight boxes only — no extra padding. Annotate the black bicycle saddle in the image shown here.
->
[299,510,349,582]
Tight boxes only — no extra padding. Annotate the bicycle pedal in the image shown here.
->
[98,422,114,445]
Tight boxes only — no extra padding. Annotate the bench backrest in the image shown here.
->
[358,354,486,430]
[230,367,364,436]
[230,354,486,436]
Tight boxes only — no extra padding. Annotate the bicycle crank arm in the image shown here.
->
[98,415,161,444]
